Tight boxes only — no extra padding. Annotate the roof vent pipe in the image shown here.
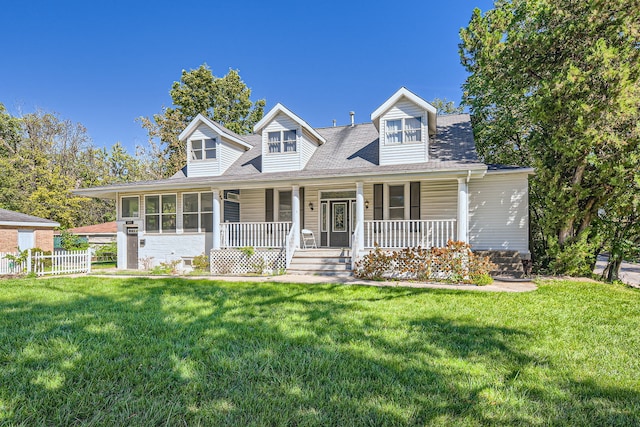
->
[332,119,336,127]
[350,111,355,127]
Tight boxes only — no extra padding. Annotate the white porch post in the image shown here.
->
[457,177,469,242]
[292,185,301,248]
[356,181,364,247]
[212,189,221,250]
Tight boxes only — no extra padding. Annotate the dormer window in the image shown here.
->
[191,138,216,160]
[268,130,297,153]
[385,117,422,144]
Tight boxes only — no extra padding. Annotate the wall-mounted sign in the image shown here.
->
[126,220,134,224]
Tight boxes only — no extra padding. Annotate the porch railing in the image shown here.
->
[221,222,292,248]
[364,219,457,249]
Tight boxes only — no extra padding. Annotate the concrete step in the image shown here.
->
[295,249,351,258]
[288,262,351,271]
[287,269,353,277]
[288,249,353,276]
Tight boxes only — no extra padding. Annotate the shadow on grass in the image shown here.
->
[0,277,638,425]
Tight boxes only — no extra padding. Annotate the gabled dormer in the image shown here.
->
[253,103,326,173]
[371,87,437,166]
[179,114,252,177]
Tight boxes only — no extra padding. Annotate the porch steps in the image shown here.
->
[287,249,353,277]
[473,250,526,279]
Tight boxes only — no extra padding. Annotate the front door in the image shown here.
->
[126,227,138,269]
[329,201,349,247]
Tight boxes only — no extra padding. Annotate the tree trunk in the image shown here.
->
[602,254,623,282]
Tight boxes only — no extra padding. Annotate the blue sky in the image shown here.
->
[0,0,494,152]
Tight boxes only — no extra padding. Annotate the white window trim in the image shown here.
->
[120,195,140,219]
[385,117,423,145]
[144,193,177,234]
[181,192,214,233]
[190,138,217,161]
[267,129,298,154]
[384,183,411,220]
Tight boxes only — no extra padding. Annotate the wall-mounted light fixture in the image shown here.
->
[309,202,314,211]
[365,200,369,209]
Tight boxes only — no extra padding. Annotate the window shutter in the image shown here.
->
[265,189,274,222]
[373,184,383,220]
[410,182,420,220]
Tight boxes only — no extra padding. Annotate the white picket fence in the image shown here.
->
[0,249,92,276]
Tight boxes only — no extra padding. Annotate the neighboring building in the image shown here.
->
[55,221,117,247]
[76,88,533,273]
[0,208,60,252]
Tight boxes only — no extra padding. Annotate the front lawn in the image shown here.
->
[0,277,638,425]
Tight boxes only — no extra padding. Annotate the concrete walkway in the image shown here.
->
[89,270,537,292]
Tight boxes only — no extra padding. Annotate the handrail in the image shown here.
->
[285,222,297,268]
[363,219,457,249]
[351,220,362,271]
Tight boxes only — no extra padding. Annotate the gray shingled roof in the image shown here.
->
[0,208,59,226]
[178,113,482,179]
[76,114,502,197]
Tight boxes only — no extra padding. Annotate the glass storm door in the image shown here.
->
[329,201,349,247]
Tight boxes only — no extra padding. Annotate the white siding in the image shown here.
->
[379,100,428,166]
[300,128,318,169]
[262,113,302,173]
[422,180,457,220]
[469,173,529,252]
[138,234,207,268]
[239,188,265,223]
[187,124,220,177]
[220,141,244,174]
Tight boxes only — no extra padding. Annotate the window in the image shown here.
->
[190,138,216,160]
[385,117,422,144]
[121,196,139,218]
[278,191,292,221]
[182,192,213,232]
[145,194,176,233]
[267,130,297,153]
[388,185,405,220]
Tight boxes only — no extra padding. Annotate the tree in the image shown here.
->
[430,98,464,115]
[460,0,640,276]
[140,65,265,177]
[0,106,151,228]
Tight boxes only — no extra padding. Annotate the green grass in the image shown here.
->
[0,278,638,426]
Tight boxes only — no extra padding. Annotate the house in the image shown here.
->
[75,88,533,274]
[55,221,117,248]
[0,208,60,252]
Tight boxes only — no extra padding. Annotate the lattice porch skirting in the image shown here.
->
[209,248,286,275]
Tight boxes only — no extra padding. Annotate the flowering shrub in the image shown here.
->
[354,240,496,284]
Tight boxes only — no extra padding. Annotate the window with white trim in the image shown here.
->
[121,196,139,218]
[182,192,213,232]
[145,194,176,233]
[267,130,297,153]
[190,138,216,160]
[385,117,422,144]
[388,185,405,220]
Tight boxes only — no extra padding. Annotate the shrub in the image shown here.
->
[59,230,89,251]
[354,241,496,284]
[192,253,210,271]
